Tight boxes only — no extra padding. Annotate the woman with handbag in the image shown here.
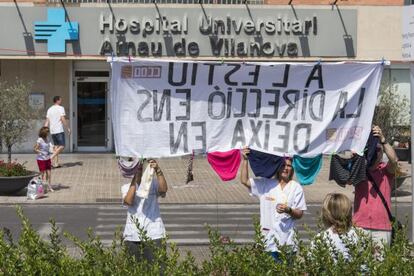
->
[353,126,399,253]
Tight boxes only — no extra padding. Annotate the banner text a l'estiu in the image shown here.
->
[110,59,383,158]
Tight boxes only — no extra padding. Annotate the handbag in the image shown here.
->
[366,172,403,245]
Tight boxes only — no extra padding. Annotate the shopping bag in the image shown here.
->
[27,177,45,200]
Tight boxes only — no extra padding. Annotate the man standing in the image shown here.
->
[44,96,70,168]
[353,125,398,249]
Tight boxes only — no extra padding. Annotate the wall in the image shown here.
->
[0,4,408,153]
[0,60,71,153]
[0,0,406,5]
[357,6,402,61]
[266,0,404,5]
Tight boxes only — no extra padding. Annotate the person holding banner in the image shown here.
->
[240,147,307,262]
[353,125,398,251]
[122,159,168,265]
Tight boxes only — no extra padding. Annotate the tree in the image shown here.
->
[0,79,37,163]
[372,79,410,143]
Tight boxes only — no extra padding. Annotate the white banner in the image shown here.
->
[110,59,383,158]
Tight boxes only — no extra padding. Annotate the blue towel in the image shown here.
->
[365,132,380,168]
[292,155,323,185]
[248,149,284,179]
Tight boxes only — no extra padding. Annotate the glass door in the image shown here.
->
[75,80,110,151]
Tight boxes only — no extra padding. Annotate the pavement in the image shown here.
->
[0,153,412,205]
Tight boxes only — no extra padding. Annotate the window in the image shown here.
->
[75,71,110,77]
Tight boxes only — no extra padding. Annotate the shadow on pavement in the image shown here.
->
[51,184,70,191]
[392,190,412,197]
[0,188,27,197]
[0,184,70,197]
[61,162,83,168]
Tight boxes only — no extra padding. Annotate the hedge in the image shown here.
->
[1,207,413,275]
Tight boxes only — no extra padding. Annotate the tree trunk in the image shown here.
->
[7,145,11,163]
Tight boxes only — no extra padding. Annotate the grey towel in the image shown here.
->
[329,154,367,187]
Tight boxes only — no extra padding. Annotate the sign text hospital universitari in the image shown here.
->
[99,13,318,57]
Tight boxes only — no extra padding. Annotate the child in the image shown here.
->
[314,193,358,261]
[34,127,54,192]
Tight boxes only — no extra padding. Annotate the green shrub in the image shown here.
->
[1,207,413,275]
[0,160,31,177]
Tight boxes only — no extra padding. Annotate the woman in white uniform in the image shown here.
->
[240,147,307,262]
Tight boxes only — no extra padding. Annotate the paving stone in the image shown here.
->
[0,154,411,204]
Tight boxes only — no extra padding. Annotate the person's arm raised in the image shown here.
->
[383,143,399,174]
[373,125,398,174]
[123,166,143,206]
[149,159,168,196]
[240,147,251,189]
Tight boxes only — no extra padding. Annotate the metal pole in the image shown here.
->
[410,63,414,242]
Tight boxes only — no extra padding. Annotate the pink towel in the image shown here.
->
[207,149,241,181]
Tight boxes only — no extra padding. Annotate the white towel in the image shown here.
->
[118,158,142,178]
[136,165,154,199]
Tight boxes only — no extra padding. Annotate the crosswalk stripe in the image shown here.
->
[98,203,324,210]
[96,223,257,229]
[101,240,115,246]
[94,223,318,231]
[98,210,310,216]
[95,227,317,233]
[96,231,122,236]
[95,222,319,228]
[98,205,259,211]
[98,205,260,210]
[95,226,317,235]
[99,238,255,246]
[169,238,254,244]
[100,237,312,246]
[96,219,319,227]
[97,211,260,216]
[95,204,320,246]
[165,211,260,215]
[170,230,256,235]
[38,223,64,240]
[97,217,254,222]
[96,224,122,229]
[96,230,257,236]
